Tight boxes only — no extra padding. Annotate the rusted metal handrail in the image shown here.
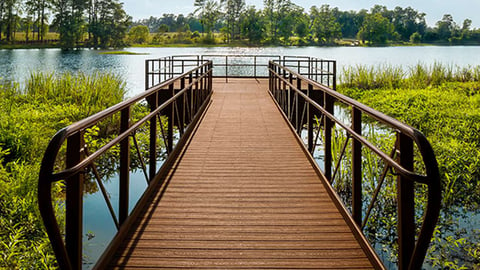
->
[269,61,441,270]
[38,61,213,270]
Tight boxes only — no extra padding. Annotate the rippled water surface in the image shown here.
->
[2,46,480,96]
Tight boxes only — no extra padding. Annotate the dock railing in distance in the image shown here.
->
[146,55,336,86]
[280,56,336,90]
[38,61,213,270]
[145,55,205,89]
[201,54,281,81]
[269,61,441,270]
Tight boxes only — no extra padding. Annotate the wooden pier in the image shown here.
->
[38,57,441,270]
[107,79,380,269]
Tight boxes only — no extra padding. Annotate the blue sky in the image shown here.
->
[121,0,480,28]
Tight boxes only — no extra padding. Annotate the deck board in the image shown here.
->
[108,78,375,269]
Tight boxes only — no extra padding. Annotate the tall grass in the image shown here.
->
[338,63,480,269]
[0,72,126,269]
[25,72,126,117]
[341,63,480,91]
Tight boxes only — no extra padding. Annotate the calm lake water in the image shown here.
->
[2,46,480,96]
[2,46,479,269]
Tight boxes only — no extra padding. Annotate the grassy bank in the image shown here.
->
[0,72,126,269]
[4,31,478,49]
[339,63,480,269]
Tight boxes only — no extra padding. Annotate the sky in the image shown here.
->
[121,0,480,28]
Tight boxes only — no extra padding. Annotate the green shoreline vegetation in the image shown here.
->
[339,63,480,269]
[2,0,480,49]
[0,72,127,269]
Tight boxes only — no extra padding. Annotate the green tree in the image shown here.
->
[241,5,264,43]
[263,0,296,43]
[157,23,169,33]
[28,0,51,41]
[294,12,309,41]
[2,0,21,42]
[409,31,422,43]
[310,5,341,44]
[221,0,245,42]
[51,0,87,48]
[88,0,131,48]
[128,25,150,44]
[436,14,457,42]
[391,6,426,41]
[201,0,221,39]
[193,0,206,33]
[461,19,472,41]
[277,3,303,44]
[21,16,34,41]
[357,12,394,44]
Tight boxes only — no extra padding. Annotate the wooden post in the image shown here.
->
[398,133,415,270]
[352,107,362,225]
[65,131,84,270]
[168,84,174,154]
[308,84,314,153]
[119,107,131,225]
[148,93,158,181]
[324,92,334,181]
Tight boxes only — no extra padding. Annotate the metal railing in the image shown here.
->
[269,61,441,270]
[145,55,205,89]
[146,55,336,86]
[38,61,213,270]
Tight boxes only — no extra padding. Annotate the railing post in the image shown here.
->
[148,93,158,181]
[168,84,174,154]
[333,61,337,91]
[296,77,302,133]
[65,131,84,270]
[194,69,199,114]
[268,62,272,92]
[398,133,415,270]
[324,92,333,181]
[145,60,149,90]
[308,83,314,153]
[352,107,362,225]
[180,77,186,132]
[282,68,287,112]
[225,56,228,83]
[288,73,293,120]
[209,62,213,93]
[119,107,131,225]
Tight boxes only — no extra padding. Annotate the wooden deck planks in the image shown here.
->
[108,78,375,269]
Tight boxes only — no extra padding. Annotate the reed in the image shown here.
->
[341,63,480,91]
[0,71,127,269]
[338,63,480,269]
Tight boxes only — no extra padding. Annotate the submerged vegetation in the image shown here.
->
[338,63,480,269]
[0,72,126,269]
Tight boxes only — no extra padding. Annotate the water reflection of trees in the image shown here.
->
[79,102,170,195]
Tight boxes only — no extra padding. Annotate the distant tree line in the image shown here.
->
[2,0,479,48]
[0,0,131,48]
[132,0,480,45]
